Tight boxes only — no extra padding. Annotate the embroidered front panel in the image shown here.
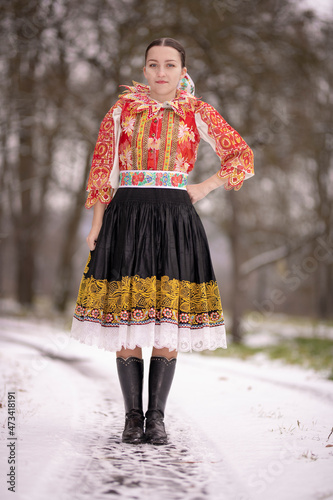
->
[119,170,188,189]
[74,274,224,329]
[152,110,179,171]
[147,115,162,169]
[140,111,151,170]
[132,109,149,170]
[118,100,198,174]
[156,110,171,171]
[169,112,181,169]
[130,113,140,170]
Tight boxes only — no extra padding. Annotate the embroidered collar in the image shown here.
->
[119,81,196,120]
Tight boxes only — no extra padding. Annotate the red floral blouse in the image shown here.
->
[85,82,254,208]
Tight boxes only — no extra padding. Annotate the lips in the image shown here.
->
[156,80,168,84]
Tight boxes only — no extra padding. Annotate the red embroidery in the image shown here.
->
[196,101,254,191]
[85,83,254,207]
[131,172,144,185]
[171,174,184,187]
[85,101,123,208]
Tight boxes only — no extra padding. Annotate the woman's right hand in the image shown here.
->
[86,199,107,251]
[86,226,101,251]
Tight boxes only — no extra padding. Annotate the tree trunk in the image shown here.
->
[15,61,37,306]
[53,153,91,312]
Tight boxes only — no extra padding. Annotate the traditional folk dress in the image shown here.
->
[70,82,254,352]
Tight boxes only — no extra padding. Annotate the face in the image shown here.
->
[144,45,187,102]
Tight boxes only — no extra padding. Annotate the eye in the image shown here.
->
[167,64,175,68]
[149,63,157,67]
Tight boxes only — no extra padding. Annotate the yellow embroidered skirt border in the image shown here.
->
[74,274,224,330]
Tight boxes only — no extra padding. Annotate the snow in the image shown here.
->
[298,0,333,18]
[240,313,333,351]
[1,316,333,500]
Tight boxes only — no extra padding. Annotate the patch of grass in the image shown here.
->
[203,344,263,360]
[267,337,333,372]
[202,337,333,379]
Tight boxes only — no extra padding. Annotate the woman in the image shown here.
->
[71,38,254,445]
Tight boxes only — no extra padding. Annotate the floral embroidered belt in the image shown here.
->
[119,170,188,189]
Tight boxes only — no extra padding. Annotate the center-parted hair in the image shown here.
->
[145,38,186,68]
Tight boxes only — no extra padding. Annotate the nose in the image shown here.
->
[157,66,166,77]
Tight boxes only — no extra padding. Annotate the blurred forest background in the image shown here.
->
[0,0,332,342]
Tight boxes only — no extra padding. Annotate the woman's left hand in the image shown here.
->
[187,174,228,204]
[186,183,209,204]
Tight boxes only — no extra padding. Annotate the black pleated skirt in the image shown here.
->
[70,188,226,352]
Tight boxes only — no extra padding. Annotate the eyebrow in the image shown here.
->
[147,59,178,63]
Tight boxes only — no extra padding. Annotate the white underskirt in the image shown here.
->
[70,317,227,353]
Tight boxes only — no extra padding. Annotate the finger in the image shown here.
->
[87,240,95,251]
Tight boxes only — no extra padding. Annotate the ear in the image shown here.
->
[143,66,147,79]
[181,67,187,79]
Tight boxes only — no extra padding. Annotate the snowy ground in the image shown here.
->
[0,316,333,500]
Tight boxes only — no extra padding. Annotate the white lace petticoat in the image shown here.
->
[70,317,227,353]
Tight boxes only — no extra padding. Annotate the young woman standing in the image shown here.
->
[71,38,254,445]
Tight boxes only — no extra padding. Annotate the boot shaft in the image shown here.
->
[116,356,144,414]
[147,356,177,417]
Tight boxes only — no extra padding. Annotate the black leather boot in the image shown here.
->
[145,356,177,445]
[116,357,144,444]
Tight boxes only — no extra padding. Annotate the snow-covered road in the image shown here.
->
[1,317,333,500]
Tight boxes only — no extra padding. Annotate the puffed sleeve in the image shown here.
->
[85,100,123,208]
[195,101,254,190]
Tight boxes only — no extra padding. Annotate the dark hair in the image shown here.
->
[145,38,186,68]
